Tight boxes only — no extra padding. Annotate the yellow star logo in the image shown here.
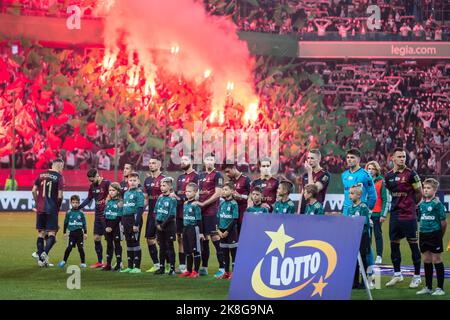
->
[264,224,294,258]
[311,276,328,297]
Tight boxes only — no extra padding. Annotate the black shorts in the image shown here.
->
[105,219,121,242]
[389,219,418,241]
[176,217,184,235]
[156,220,176,243]
[145,214,157,239]
[67,229,84,248]
[94,215,106,236]
[36,212,58,231]
[122,215,142,242]
[419,231,443,254]
[219,227,238,249]
[202,215,218,236]
[183,225,202,255]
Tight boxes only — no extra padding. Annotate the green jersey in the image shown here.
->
[104,199,122,220]
[218,199,239,230]
[247,204,269,214]
[348,202,371,233]
[418,198,446,233]
[305,201,325,215]
[273,199,295,214]
[123,188,145,216]
[183,200,202,227]
[155,195,177,222]
[64,209,87,233]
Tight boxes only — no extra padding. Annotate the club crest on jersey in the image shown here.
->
[428,206,433,211]
[130,195,134,199]
[164,202,169,207]
[348,176,353,180]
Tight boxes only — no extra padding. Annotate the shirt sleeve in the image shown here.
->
[409,170,422,190]
[58,175,65,192]
[438,202,446,221]
[34,177,40,187]
[215,172,224,188]
[232,202,239,219]
[195,205,202,221]
[81,212,87,233]
[137,191,145,208]
[288,201,296,214]
[380,179,388,217]
[170,198,177,217]
[319,172,330,189]
[364,171,377,210]
[64,210,70,226]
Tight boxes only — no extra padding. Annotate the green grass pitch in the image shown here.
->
[0,212,448,300]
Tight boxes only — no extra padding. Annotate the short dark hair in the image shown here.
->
[70,195,80,202]
[124,163,135,170]
[279,180,293,194]
[87,168,98,178]
[392,147,406,155]
[252,186,263,194]
[52,158,64,165]
[223,182,236,190]
[223,163,236,170]
[128,172,140,179]
[346,148,361,158]
[309,149,321,158]
[203,152,215,159]
[259,157,271,166]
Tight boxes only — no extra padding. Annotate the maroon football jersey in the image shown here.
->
[300,169,330,214]
[230,173,251,223]
[144,173,165,215]
[385,168,422,221]
[176,170,199,218]
[198,169,224,217]
[87,179,110,216]
[34,170,64,214]
[251,177,279,209]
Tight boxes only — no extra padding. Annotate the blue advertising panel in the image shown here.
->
[229,214,365,300]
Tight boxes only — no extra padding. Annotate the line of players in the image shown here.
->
[32,148,446,293]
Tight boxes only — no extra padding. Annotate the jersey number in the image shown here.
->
[40,181,53,198]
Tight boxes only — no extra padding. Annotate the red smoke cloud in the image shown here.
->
[102,0,257,115]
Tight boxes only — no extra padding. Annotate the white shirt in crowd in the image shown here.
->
[434,28,442,41]
[400,25,411,37]
[413,24,424,37]
[66,151,75,167]
[98,154,111,170]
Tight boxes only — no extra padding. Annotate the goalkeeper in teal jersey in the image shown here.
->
[121,172,145,273]
[348,184,371,289]
[103,182,123,271]
[416,178,447,296]
[303,184,325,215]
[273,181,295,214]
[58,195,87,268]
[154,177,178,276]
[247,187,269,214]
[216,183,239,280]
[179,183,204,278]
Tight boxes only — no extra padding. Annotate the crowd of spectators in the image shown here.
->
[0,0,449,179]
[1,43,448,178]
[2,1,449,42]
